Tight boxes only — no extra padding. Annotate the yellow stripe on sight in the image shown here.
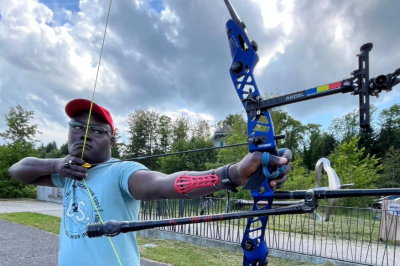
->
[317,84,329,92]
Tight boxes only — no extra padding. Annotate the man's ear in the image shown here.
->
[110,136,116,147]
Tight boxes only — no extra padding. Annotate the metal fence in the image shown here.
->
[139,197,399,266]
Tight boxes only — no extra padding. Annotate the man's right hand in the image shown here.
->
[55,155,88,180]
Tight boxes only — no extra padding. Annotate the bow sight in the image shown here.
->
[244,43,400,134]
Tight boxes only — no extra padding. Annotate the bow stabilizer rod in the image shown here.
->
[86,188,400,238]
[86,199,314,238]
[274,188,400,200]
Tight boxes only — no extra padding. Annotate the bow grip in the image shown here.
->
[243,149,287,190]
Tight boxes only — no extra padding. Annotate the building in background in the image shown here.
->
[211,125,232,147]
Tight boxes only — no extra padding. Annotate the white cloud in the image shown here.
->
[159,6,182,46]
[251,0,294,74]
[254,0,294,35]
[33,117,69,146]
[164,109,215,123]
[0,0,399,148]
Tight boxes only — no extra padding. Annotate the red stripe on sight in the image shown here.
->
[329,82,341,90]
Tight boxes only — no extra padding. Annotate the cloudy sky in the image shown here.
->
[0,0,399,147]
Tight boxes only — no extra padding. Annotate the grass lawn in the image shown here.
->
[0,212,333,266]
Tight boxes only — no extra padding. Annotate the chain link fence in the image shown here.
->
[140,197,399,266]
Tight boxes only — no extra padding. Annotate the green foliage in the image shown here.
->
[172,116,191,142]
[59,142,69,156]
[157,115,172,154]
[0,105,40,144]
[158,138,217,174]
[375,104,400,158]
[379,146,400,188]
[208,114,251,199]
[208,113,248,168]
[0,105,41,198]
[327,137,381,207]
[126,109,160,157]
[328,110,359,143]
[111,128,124,159]
[270,108,305,157]
[0,144,37,198]
[302,124,338,169]
[216,113,243,129]
[280,157,314,190]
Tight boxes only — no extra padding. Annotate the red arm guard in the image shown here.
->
[174,171,219,197]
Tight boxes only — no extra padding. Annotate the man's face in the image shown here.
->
[67,111,114,163]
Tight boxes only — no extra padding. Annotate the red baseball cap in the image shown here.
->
[65,99,114,135]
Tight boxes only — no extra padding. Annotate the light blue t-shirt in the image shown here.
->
[51,158,148,266]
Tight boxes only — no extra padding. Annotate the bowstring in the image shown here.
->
[80,0,122,265]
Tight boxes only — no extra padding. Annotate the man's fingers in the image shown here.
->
[270,174,289,189]
[69,163,88,173]
[69,156,86,166]
[268,149,293,166]
[280,162,292,176]
[61,167,87,180]
[268,154,288,166]
[269,162,291,188]
[280,149,292,162]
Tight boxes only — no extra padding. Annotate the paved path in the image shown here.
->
[0,199,63,217]
[0,200,169,266]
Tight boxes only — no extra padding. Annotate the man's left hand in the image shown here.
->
[230,149,292,190]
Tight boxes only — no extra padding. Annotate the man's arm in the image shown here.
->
[129,151,292,201]
[8,156,87,187]
[129,167,235,201]
[8,157,61,186]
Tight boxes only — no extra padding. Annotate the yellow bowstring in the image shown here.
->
[79,0,122,265]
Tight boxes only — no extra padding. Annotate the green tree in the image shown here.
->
[216,113,243,129]
[302,124,338,169]
[329,110,359,143]
[0,105,40,198]
[60,142,69,156]
[193,119,212,139]
[280,157,313,191]
[157,115,172,154]
[327,137,381,207]
[36,143,47,158]
[126,110,160,157]
[111,128,123,159]
[270,108,305,158]
[380,146,400,188]
[0,105,40,145]
[207,114,250,199]
[375,104,400,158]
[172,116,190,142]
[45,141,57,153]
[158,137,217,174]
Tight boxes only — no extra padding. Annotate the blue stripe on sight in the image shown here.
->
[306,88,317,96]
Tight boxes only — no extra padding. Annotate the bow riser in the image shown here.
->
[225,10,278,266]
[226,20,277,154]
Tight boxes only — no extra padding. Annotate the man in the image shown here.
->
[8,98,292,266]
